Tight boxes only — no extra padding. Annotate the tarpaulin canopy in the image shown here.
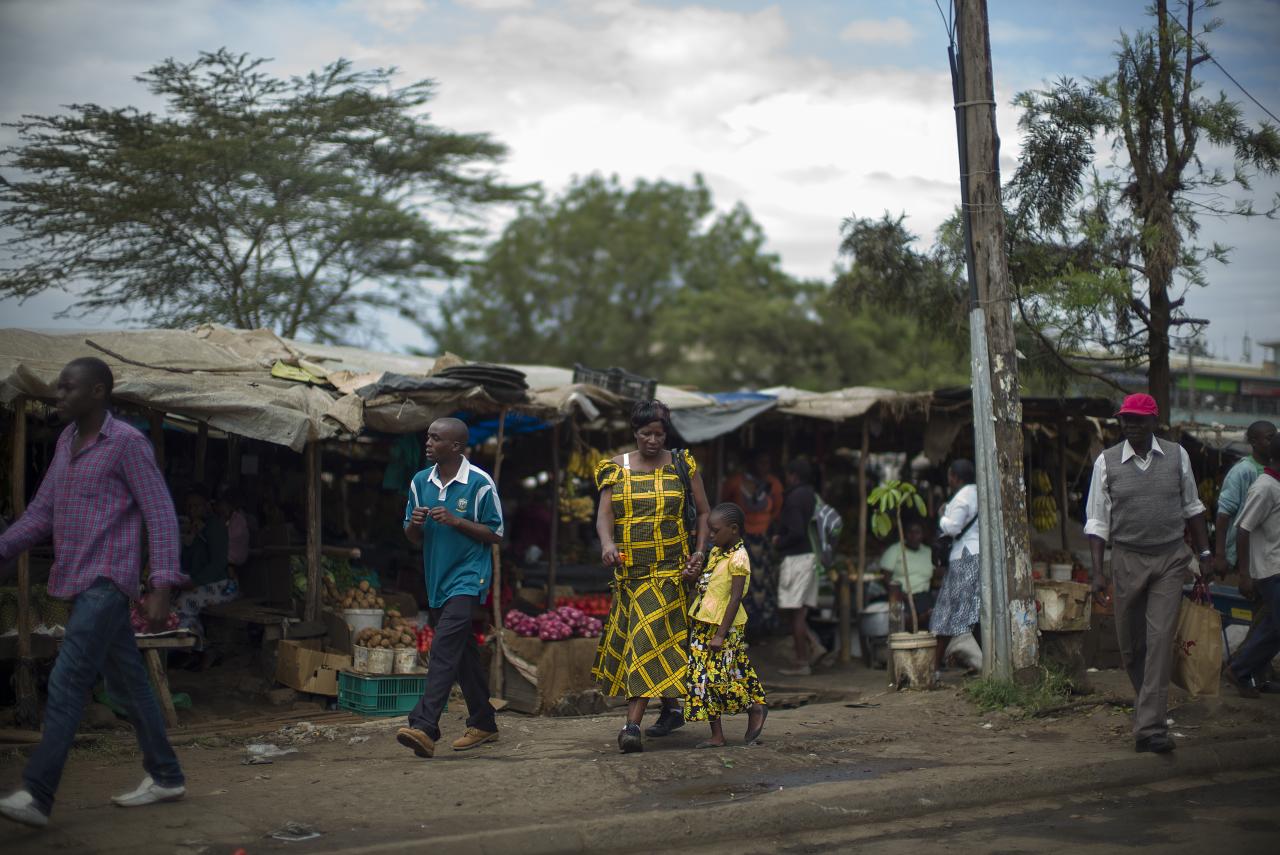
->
[0,328,358,451]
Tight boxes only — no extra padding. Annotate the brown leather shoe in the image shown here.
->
[396,727,435,758]
[451,727,499,751]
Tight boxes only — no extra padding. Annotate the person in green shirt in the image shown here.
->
[877,519,935,622]
[1214,420,1276,576]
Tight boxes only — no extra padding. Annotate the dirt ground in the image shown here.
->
[3,639,1279,854]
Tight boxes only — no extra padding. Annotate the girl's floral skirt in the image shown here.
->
[684,619,766,722]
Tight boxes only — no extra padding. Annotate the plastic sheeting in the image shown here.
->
[669,398,778,444]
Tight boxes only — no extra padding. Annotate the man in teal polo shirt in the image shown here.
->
[396,418,504,759]
[1214,421,1276,577]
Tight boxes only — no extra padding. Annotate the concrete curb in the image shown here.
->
[325,735,1280,854]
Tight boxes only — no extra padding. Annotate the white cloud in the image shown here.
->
[989,20,1054,45]
[344,0,432,32]
[454,0,534,10]
[838,16,916,46]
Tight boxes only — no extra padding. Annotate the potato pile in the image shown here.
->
[384,609,414,633]
[339,580,385,611]
[355,625,416,649]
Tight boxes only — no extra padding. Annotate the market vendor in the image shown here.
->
[174,486,239,668]
[876,518,935,624]
[720,450,782,635]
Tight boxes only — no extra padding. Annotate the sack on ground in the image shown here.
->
[1171,594,1222,698]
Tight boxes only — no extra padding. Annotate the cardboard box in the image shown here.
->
[275,639,351,696]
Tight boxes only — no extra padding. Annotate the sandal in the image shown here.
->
[743,706,768,745]
[695,740,726,749]
[618,723,643,754]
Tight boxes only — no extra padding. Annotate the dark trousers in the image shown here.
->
[25,579,184,814]
[1232,576,1280,681]
[408,594,496,740]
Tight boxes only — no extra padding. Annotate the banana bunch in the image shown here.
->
[559,490,595,523]
[1032,470,1053,495]
[567,445,610,480]
[1198,477,1217,507]
[1031,495,1059,532]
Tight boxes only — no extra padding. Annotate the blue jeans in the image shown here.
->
[24,579,184,814]
[1232,576,1280,682]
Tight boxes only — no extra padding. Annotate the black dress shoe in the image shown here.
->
[1135,734,1176,754]
[618,723,644,754]
[645,708,685,737]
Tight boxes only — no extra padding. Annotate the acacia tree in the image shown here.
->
[0,50,530,341]
[1007,0,1280,416]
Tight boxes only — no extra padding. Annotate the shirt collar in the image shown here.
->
[428,456,471,489]
[69,410,116,445]
[1120,439,1164,463]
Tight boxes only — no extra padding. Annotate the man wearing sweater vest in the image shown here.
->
[1085,393,1212,754]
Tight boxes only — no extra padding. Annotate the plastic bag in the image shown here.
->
[1171,580,1222,698]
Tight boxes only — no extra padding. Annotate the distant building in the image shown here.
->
[1096,340,1280,428]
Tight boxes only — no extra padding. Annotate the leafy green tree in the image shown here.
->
[1006,0,1280,414]
[0,49,530,341]
[432,173,967,391]
[840,2,1280,412]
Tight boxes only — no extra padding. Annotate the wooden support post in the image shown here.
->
[547,422,561,613]
[304,441,322,622]
[149,410,166,472]
[194,421,208,484]
[856,418,870,618]
[715,436,726,504]
[144,649,179,729]
[489,407,509,696]
[11,397,38,727]
[1057,418,1070,552]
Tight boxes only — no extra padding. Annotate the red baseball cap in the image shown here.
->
[1116,393,1159,417]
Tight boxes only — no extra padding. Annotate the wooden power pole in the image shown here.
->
[952,0,1037,676]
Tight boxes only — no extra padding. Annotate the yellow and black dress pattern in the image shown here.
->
[591,450,696,699]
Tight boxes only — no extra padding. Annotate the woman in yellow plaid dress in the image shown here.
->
[595,400,710,753]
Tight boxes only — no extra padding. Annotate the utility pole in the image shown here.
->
[950,0,1037,678]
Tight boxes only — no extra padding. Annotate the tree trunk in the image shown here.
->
[958,0,1038,674]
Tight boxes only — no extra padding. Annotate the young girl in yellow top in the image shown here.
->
[685,503,767,747]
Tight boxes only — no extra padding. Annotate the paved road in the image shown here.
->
[710,769,1280,855]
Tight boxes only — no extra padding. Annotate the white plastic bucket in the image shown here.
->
[343,608,384,636]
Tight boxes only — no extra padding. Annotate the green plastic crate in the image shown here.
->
[338,671,427,717]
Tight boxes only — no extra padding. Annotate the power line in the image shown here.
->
[1167,12,1280,125]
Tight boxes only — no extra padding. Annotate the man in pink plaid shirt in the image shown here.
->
[0,358,189,829]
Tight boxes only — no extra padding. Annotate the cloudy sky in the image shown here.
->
[2,0,1277,362]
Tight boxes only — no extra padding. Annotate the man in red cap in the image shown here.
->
[1085,393,1212,754]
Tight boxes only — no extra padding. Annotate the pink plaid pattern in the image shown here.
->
[0,412,185,600]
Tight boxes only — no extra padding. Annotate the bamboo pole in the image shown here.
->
[1057,418,1070,552]
[194,421,208,484]
[11,398,38,727]
[856,418,870,619]
[547,422,561,613]
[489,407,509,696]
[304,441,322,622]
